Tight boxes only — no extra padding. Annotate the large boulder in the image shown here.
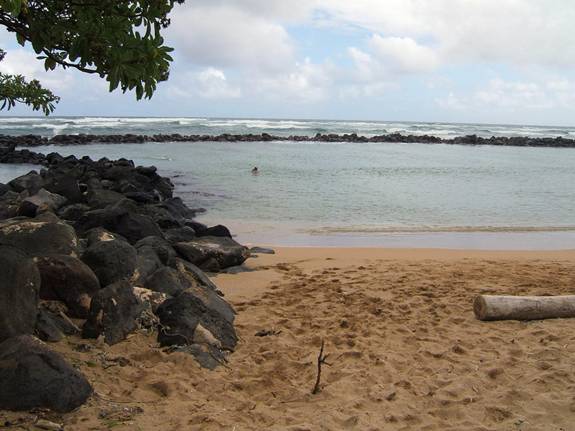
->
[175,258,220,292]
[0,190,22,220]
[35,307,80,343]
[0,218,79,257]
[8,171,44,194]
[108,211,163,244]
[43,171,83,203]
[135,236,177,266]
[35,255,100,318]
[197,224,232,238]
[57,203,91,221]
[82,280,144,345]
[174,236,249,271]
[0,335,92,412]
[18,188,67,217]
[164,226,196,244]
[86,188,126,209]
[81,239,137,287]
[76,199,163,244]
[0,246,40,343]
[0,182,10,196]
[144,267,190,297]
[155,283,237,352]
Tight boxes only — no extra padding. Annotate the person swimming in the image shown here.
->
[251,166,259,175]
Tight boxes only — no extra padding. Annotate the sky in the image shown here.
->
[1,0,575,125]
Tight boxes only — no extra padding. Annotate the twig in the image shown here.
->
[311,339,331,394]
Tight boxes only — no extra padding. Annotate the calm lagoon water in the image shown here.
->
[6,139,573,249]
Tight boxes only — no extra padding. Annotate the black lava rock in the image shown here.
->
[81,239,137,287]
[0,335,92,412]
[82,280,144,345]
[36,255,100,318]
[0,245,40,343]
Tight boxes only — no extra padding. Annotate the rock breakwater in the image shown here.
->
[2,132,575,148]
[0,145,255,413]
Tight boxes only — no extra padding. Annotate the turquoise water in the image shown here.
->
[8,140,573,249]
[2,116,575,248]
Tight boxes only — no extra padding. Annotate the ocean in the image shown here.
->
[2,116,575,249]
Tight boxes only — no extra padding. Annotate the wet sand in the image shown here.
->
[3,247,575,430]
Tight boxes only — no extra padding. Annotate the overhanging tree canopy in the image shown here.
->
[0,0,184,114]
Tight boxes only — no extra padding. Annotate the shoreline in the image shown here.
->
[196,217,575,250]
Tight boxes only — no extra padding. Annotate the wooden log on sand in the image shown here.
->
[474,295,575,321]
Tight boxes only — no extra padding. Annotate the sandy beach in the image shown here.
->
[3,246,575,431]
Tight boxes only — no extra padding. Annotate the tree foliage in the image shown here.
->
[0,0,184,114]
[0,49,60,114]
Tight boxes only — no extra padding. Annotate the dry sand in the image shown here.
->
[3,247,575,431]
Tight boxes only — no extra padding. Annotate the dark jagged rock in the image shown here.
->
[35,308,79,342]
[144,266,190,297]
[175,258,219,292]
[81,239,137,287]
[185,220,208,234]
[0,335,92,412]
[124,191,159,204]
[164,226,196,244]
[134,237,176,284]
[0,245,41,343]
[134,242,164,283]
[0,182,9,196]
[17,188,67,217]
[8,171,44,194]
[35,255,100,318]
[197,224,232,238]
[76,199,163,244]
[174,236,250,271]
[58,203,91,221]
[0,190,22,220]
[82,280,144,345]
[83,227,126,247]
[1,146,247,371]
[135,236,177,267]
[86,188,126,209]
[155,283,237,351]
[43,169,84,203]
[0,218,79,257]
[3,132,575,149]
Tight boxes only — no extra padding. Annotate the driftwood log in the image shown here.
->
[474,295,575,321]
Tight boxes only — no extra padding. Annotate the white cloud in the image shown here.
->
[474,79,550,109]
[368,35,439,73]
[436,92,467,111]
[0,49,75,92]
[315,0,575,67]
[437,77,575,112]
[168,4,295,73]
[251,59,334,103]
[168,67,241,99]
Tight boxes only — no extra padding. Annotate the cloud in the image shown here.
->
[250,59,334,103]
[368,35,439,73]
[437,77,575,112]
[168,4,295,73]
[315,0,575,67]
[168,67,241,99]
[474,79,550,109]
[0,49,75,92]
[436,92,467,111]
